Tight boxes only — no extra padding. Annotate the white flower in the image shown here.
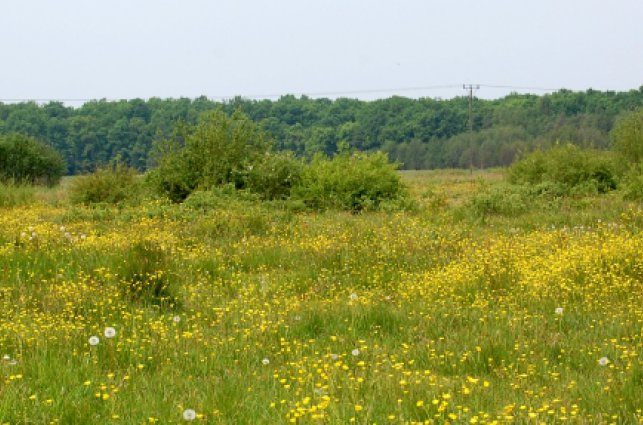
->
[262,357,270,365]
[183,409,196,421]
[598,357,609,366]
[89,336,100,346]
[351,348,360,357]
[173,315,181,323]
[555,307,563,315]
[104,327,116,338]
[349,293,358,301]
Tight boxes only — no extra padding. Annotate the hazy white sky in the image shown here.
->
[1,0,642,103]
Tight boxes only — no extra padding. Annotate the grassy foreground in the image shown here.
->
[0,170,641,424]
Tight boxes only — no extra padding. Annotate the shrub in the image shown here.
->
[611,108,643,164]
[245,151,303,200]
[69,163,142,204]
[0,133,66,186]
[507,145,618,195]
[619,165,643,201]
[292,151,408,211]
[148,110,269,202]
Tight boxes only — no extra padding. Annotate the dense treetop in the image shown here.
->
[0,87,641,174]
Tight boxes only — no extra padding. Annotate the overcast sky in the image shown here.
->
[1,0,642,104]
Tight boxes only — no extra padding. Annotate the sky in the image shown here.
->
[1,0,642,104]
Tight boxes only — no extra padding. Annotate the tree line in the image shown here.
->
[0,87,642,174]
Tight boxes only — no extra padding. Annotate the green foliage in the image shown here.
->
[69,163,142,205]
[119,240,176,307]
[1,89,642,174]
[0,133,66,186]
[293,151,408,211]
[619,164,643,200]
[0,181,37,207]
[148,110,269,202]
[611,108,643,163]
[468,183,530,220]
[245,151,303,200]
[507,145,619,194]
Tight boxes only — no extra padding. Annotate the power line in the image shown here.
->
[0,83,562,103]
[478,84,560,91]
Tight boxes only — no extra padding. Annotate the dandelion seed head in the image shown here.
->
[598,356,609,366]
[262,357,270,365]
[349,293,358,301]
[173,315,181,323]
[555,307,563,315]
[183,409,196,421]
[88,336,100,346]
[351,348,360,356]
[104,327,116,338]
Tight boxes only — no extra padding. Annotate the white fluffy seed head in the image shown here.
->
[183,409,196,421]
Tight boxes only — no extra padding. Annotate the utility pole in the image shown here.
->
[463,84,479,175]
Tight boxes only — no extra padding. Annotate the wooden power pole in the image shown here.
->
[463,84,479,174]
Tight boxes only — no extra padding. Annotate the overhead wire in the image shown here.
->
[0,83,563,103]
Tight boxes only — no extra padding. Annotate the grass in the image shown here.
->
[0,170,641,424]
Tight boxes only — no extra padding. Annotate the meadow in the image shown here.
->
[0,170,641,424]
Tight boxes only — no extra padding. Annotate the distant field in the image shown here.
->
[0,170,641,424]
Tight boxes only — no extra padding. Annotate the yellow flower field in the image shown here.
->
[0,171,641,424]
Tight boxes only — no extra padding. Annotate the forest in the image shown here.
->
[0,87,642,174]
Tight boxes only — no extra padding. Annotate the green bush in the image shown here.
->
[292,151,408,211]
[245,151,303,200]
[611,108,643,164]
[148,110,269,202]
[0,133,66,186]
[619,165,643,200]
[69,163,142,205]
[507,145,618,195]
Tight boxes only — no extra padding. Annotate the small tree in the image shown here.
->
[0,133,66,186]
[611,108,643,164]
[148,110,269,202]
